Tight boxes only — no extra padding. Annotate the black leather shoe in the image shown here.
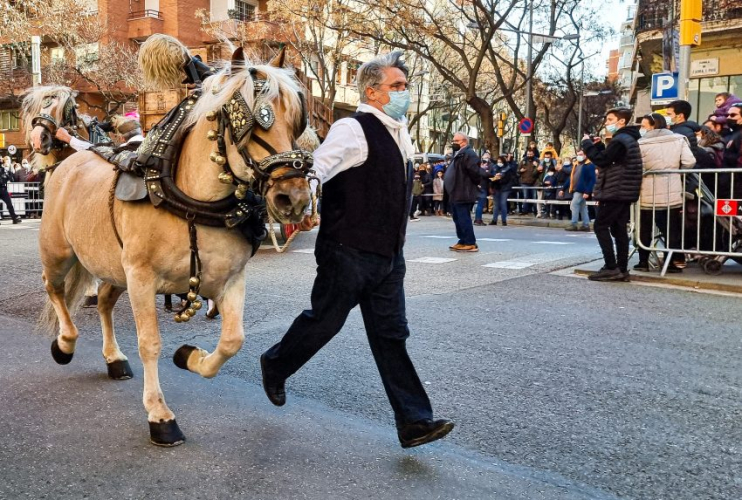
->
[260,353,286,406]
[398,418,454,448]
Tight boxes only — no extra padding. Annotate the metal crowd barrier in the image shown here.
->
[634,168,742,276]
[1,182,43,218]
[505,186,598,208]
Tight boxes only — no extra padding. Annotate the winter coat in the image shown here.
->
[432,177,444,201]
[711,94,741,123]
[569,161,596,195]
[420,170,434,194]
[490,164,516,192]
[637,129,695,208]
[581,126,643,202]
[444,146,488,204]
[519,160,539,185]
[541,172,556,199]
[722,126,742,198]
[539,146,559,160]
[412,177,424,196]
[553,168,571,199]
[670,120,701,152]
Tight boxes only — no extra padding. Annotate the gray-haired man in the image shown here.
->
[260,51,454,448]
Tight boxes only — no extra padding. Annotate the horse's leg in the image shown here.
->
[97,282,133,380]
[126,272,185,446]
[173,272,245,379]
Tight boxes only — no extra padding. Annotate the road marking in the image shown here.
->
[483,261,535,269]
[533,241,575,245]
[478,238,512,242]
[292,248,315,254]
[421,235,456,239]
[407,257,458,264]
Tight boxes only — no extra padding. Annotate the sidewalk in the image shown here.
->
[574,256,742,294]
[0,314,617,500]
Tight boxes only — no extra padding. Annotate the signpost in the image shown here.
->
[518,117,534,136]
[650,72,679,106]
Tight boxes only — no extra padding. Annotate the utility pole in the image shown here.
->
[678,0,702,99]
[525,0,534,122]
[577,62,585,142]
[31,36,41,87]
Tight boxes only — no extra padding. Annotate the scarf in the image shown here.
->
[357,103,415,163]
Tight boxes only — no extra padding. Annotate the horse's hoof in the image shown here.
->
[149,420,186,447]
[51,339,73,365]
[106,359,133,380]
[173,344,197,371]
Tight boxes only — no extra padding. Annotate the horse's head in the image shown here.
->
[187,48,311,224]
[22,86,81,156]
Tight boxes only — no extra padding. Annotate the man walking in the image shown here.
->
[581,108,643,281]
[0,160,22,224]
[260,51,454,449]
[445,132,489,252]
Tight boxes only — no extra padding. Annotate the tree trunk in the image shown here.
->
[468,96,498,155]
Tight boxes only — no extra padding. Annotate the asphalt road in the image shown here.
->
[1,216,741,500]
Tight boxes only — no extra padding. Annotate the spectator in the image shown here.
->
[504,153,520,214]
[703,117,726,139]
[432,170,444,215]
[540,142,559,160]
[553,160,571,220]
[518,155,539,215]
[635,112,695,273]
[722,102,742,198]
[541,165,557,218]
[581,107,643,282]
[473,155,492,226]
[444,132,489,252]
[665,100,701,152]
[0,160,22,224]
[488,155,516,226]
[536,151,557,218]
[420,163,434,216]
[410,169,423,221]
[709,91,740,125]
[523,140,539,161]
[565,150,595,231]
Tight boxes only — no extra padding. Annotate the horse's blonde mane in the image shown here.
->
[184,61,303,140]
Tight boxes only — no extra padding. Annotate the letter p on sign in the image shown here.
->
[651,73,679,101]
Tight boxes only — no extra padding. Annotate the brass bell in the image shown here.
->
[174,314,183,323]
[187,291,198,302]
[185,308,196,317]
[235,184,248,199]
[192,300,203,311]
[189,277,201,288]
[206,129,218,141]
[179,313,191,323]
[212,154,226,166]
[206,111,218,121]
[218,171,234,184]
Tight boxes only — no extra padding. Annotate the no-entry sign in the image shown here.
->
[715,199,742,216]
[518,118,534,135]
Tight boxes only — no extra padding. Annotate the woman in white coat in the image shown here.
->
[636,112,696,272]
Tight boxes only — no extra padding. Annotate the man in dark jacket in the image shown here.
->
[0,163,22,224]
[581,107,643,281]
[723,102,742,198]
[444,132,489,251]
[665,100,701,152]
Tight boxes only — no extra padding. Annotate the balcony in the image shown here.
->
[636,0,742,33]
[128,10,164,41]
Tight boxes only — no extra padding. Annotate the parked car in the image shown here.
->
[413,153,446,167]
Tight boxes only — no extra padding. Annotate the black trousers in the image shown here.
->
[593,200,631,272]
[638,207,684,264]
[0,188,18,220]
[263,238,433,427]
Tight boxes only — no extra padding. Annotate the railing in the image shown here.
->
[1,182,43,218]
[636,0,742,32]
[128,9,163,20]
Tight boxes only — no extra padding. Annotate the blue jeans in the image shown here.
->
[492,190,510,223]
[520,185,536,214]
[570,191,590,226]
[451,202,476,245]
[474,189,487,220]
[263,238,433,427]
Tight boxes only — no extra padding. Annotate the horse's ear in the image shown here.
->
[269,46,286,68]
[231,47,245,67]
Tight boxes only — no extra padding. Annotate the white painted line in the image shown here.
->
[1,226,31,229]
[478,238,512,242]
[533,241,575,245]
[483,262,535,269]
[407,257,458,264]
[292,248,315,254]
[421,235,457,239]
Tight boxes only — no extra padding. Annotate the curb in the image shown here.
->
[573,267,742,294]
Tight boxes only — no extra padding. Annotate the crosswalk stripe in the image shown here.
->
[421,235,456,239]
[478,238,512,242]
[483,262,534,269]
[407,257,458,264]
[292,248,315,254]
[532,241,575,245]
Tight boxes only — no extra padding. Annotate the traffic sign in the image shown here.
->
[716,199,742,217]
[518,118,534,135]
[651,72,679,103]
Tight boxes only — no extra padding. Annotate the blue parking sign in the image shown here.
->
[651,73,679,101]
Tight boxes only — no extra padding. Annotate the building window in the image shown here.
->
[687,75,742,122]
[229,0,256,21]
[11,46,30,70]
[50,47,65,62]
[0,110,20,131]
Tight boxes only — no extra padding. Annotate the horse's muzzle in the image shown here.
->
[30,125,52,155]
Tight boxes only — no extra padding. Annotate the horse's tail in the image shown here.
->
[37,262,95,337]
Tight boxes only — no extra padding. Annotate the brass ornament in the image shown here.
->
[179,313,190,323]
[209,152,226,165]
[235,184,248,200]
[185,308,196,317]
[223,90,254,143]
[189,277,201,287]
[174,314,183,323]
[218,171,234,184]
[187,291,198,301]
[206,111,218,121]
[255,102,275,130]
[192,300,203,311]
[206,129,218,141]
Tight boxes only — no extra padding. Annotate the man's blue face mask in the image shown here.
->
[382,90,411,120]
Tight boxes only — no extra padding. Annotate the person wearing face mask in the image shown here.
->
[0,158,22,224]
[565,151,595,231]
[488,155,515,225]
[518,154,539,215]
[260,51,454,449]
[634,112,695,273]
[432,170,445,215]
[444,132,490,251]
[473,154,492,226]
[581,107,643,282]
[664,100,701,154]
[722,103,742,199]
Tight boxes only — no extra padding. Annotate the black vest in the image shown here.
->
[593,129,643,202]
[317,112,413,257]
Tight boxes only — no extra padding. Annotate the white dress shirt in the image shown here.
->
[311,103,415,183]
[70,136,92,152]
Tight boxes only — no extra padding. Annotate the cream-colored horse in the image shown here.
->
[26,53,311,446]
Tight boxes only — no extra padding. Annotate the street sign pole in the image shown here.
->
[678,0,702,100]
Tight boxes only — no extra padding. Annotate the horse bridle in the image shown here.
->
[208,73,313,199]
[31,95,84,155]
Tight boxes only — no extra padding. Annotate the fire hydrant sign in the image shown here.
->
[715,199,742,216]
